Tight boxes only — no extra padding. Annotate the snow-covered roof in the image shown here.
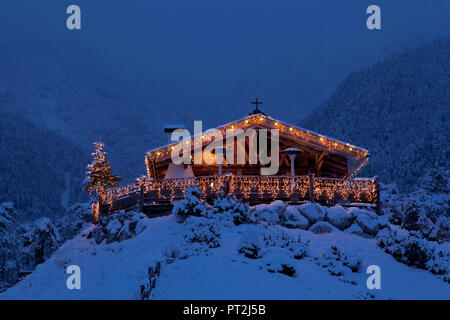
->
[145,113,370,177]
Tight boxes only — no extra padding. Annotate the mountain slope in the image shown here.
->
[300,37,450,191]
[1,208,448,300]
[0,42,175,182]
[0,109,86,218]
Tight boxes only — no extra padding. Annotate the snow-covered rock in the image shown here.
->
[309,221,337,234]
[281,206,309,229]
[253,201,286,224]
[297,203,326,224]
[86,210,147,244]
[344,224,367,237]
[355,210,389,236]
[325,205,354,230]
[0,202,14,211]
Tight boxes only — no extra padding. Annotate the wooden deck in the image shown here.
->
[93,174,380,222]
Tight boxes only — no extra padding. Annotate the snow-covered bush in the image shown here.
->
[162,243,186,263]
[212,192,256,226]
[237,228,261,259]
[401,200,434,237]
[380,175,449,241]
[325,205,354,230]
[262,226,308,259]
[418,167,449,195]
[426,248,450,283]
[380,183,403,223]
[21,217,61,267]
[376,227,449,282]
[430,216,450,243]
[56,202,92,241]
[172,186,210,220]
[86,210,147,244]
[263,248,297,277]
[183,216,221,248]
[0,202,20,290]
[315,245,362,279]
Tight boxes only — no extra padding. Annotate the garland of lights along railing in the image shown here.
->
[96,115,375,219]
[103,175,377,208]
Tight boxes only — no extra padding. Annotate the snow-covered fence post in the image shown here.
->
[140,260,163,300]
[308,171,315,203]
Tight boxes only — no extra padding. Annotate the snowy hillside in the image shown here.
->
[0,110,86,217]
[300,37,450,191]
[2,195,448,300]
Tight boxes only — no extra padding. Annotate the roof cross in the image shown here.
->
[249,98,266,115]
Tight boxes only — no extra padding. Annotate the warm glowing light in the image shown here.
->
[274,122,279,126]
[289,127,293,131]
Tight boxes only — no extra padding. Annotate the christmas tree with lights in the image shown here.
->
[84,139,122,198]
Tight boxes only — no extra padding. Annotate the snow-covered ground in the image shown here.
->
[1,202,448,300]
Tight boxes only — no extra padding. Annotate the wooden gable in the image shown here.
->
[145,114,369,180]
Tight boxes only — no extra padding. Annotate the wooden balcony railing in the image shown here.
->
[96,174,379,222]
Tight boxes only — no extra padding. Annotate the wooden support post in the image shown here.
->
[98,195,108,220]
[224,175,230,195]
[92,201,99,224]
[308,171,315,203]
[289,177,299,203]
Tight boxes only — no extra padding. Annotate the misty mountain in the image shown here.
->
[0,42,177,183]
[300,37,450,191]
[0,110,86,219]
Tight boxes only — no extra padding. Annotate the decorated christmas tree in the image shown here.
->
[84,139,122,198]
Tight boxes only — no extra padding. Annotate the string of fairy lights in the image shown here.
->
[95,114,375,219]
[103,174,377,210]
